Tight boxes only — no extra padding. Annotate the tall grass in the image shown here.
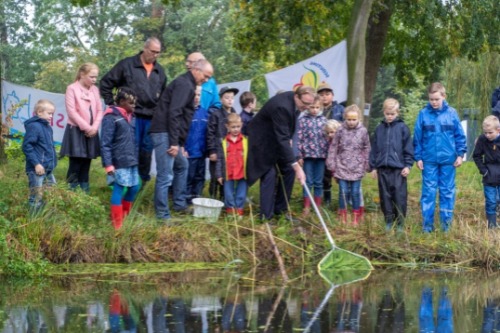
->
[0,155,499,276]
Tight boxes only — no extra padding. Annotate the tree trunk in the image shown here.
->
[347,0,375,122]
[0,3,8,164]
[365,1,394,104]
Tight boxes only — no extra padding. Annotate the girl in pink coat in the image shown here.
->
[60,63,103,193]
[326,104,370,225]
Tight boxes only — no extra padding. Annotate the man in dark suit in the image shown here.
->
[247,86,314,220]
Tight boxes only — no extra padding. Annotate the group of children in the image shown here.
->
[22,79,500,233]
[296,82,468,233]
[186,86,256,217]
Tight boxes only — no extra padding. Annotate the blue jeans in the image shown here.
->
[303,158,325,198]
[27,171,56,210]
[172,149,188,211]
[187,157,207,200]
[224,179,248,209]
[338,179,361,210]
[421,163,456,232]
[136,117,153,181]
[484,185,500,216]
[152,132,175,219]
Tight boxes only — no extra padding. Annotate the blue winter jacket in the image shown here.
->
[185,105,210,158]
[413,101,467,165]
[100,107,138,169]
[22,116,57,173]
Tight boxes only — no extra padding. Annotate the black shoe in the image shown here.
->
[174,206,193,215]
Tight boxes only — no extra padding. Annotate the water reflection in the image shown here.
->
[481,298,500,333]
[375,289,405,332]
[0,270,496,332]
[419,286,453,333]
[109,289,136,332]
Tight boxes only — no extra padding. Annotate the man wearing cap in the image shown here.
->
[247,86,311,221]
[317,82,344,122]
[317,82,345,206]
[150,59,214,220]
[206,86,240,200]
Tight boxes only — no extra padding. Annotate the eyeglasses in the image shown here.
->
[148,48,161,55]
[197,69,212,80]
[298,97,313,107]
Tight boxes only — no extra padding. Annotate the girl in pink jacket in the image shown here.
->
[326,105,370,225]
[60,63,103,193]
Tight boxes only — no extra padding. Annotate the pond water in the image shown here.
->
[0,268,498,332]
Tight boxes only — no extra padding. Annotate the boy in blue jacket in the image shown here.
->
[472,115,500,229]
[22,99,57,212]
[185,86,210,203]
[370,98,414,231]
[413,82,467,233]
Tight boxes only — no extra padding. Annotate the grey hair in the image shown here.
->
[192,59,209,70]
[144,37,161,48]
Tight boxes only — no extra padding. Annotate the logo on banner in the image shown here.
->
[2,90,31,136]
[293,63,331,91]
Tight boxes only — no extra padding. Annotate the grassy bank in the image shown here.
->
[0,155,498,276]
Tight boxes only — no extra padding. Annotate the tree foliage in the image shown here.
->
[231,0,500,106]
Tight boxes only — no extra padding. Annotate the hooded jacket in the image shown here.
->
[369,118,414,170]
[413,101,467,164]
[100,106,138,170]
[297,112,328,159]
[22,116,57,173]
[473,134,500,186]
[326,121,370,181]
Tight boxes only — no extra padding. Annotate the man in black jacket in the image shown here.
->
[100,37,167,184]
[150,59,214,220]
[247,86,311,221]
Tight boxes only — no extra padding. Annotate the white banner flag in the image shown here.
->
[265,40,348,102]
[2,80,69,144]
[1,79,254,145]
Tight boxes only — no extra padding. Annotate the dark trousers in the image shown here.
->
[323,166,333,202]
[377,167,407,226]
[259,163,295,219]
[67,157,92,184]
[135,117,153,182]
[209,160,224,200]
[187,157,206,200]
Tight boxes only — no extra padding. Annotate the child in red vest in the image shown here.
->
[216,113,248,216]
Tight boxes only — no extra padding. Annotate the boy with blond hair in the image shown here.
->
[216,113,248,216]
[22,99,58,212]
[369,98,414,231]
[413,82,467,233]
[473,115,500,229]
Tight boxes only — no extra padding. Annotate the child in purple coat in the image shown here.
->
[326,105,370,225]
[298,96,328,216]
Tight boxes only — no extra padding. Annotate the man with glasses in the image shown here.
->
[185,52,221,110]
[150,60,214,221]
[247,86,312,221]
[100,37,167,186]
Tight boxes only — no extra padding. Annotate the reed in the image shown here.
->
[1,156,499,276]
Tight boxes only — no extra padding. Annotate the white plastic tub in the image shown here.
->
[192,198,224,222]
